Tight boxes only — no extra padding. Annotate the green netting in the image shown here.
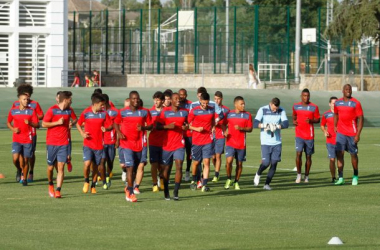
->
[1,88,378,129]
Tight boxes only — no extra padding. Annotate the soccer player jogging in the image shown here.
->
[334,84,364,185]
[149,91,165,192]
[188,92,216,192]
[76,94,112,194]
[292,88,320,183]
[12,84,44,182]
[320,96,338,183]
[253,98,288,190]
[119,98,130,182]
[179,88,193,181]
[7,91,39,186]
[42,91,76,198]
[101,94,119,189]
[114,91,152,202]
[212,91,229,182]
[157,93,189,200]
[224,96,253,190]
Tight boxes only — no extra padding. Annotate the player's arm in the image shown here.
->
[76,122,89,138]
[42,118,64,128]
[292,106,298,126]
[355,115,364,143]
[253,107,264,129]
[114,123,125,139]
[320,116,329,137]
[27,111,40,128]
[307,106,321,124]
[278,109,289,129]
[236,113,253,133]
[6,114,19,134]
[334,112,339,133]
[35,103,44,120]
[189,124,203,132]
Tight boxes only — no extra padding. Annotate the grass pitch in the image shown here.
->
[0,128,380,249]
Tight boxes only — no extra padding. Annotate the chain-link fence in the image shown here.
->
[68,6,380,80]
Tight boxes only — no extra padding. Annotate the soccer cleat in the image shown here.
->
[164,193,171,201]
[190,181,197,191]
[295,174,302,184]
[263,184,272,191]
[102,183,108,190]
[173,190,179,201]
[212,176,219,183]
[27,173,33,183]
[185,171,190,181]
[121,172,127,182]
[22,180,27,186]
[16,170,21,182]
[97,176,102,182]
[304,176,309,183]
[253,173,260,186]
[106,177,111,188]
[134,187,141,194]
[126,190,137,202]
[67,161,73,172]
[91,187,97,194]
[234,182,241,190]
[152,185,159,192]
[224,179,232,189]
[20,175,24,184]
[197,180,202,189]
[201,186,210,192]
[335,177,345,185]
[54,190,62,198]
[83,183,90,193]
[49,185,55,198]
[109,172,113,178]
[352,175,359,186]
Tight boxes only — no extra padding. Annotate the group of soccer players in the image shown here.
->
[7,83,363,202]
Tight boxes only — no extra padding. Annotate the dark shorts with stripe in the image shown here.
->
[83,146,103,166]
[102,144,116,161]
[149,145,163,163]
[213,138,225,155]
[295,137,314,155]
[225,146,246,162]
[191,143,213,162]
[47,145,69,165]
[335,132,358,155]
[12,142,33,158]
[162,147,185,166]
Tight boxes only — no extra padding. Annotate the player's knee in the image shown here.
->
[262,159,270,167]
[270,160,279,166]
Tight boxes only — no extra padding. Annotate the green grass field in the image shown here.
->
[0,128,379,249]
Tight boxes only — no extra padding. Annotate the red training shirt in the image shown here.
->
[180,100,193,138]
[104,107,119,145]
[149,107,165,147]
[8,106,38,144]
[321,110,336,145]
[188,106,216,146]
[226,110,252,150]
[334,97,363,137]
[215,105,230,139]
[12,99,43,136]
[292,102,320,140]
[158,107,188,151]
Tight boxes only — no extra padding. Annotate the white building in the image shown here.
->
[0,0,67,87]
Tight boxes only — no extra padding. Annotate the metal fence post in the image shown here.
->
[287,6,290,77]
[89,10,92,73]
[122,8,125,75]
[318,7,321,72]
[233,6,236,73]
[254,5,259,72]
[175,8,179,74]
[73,11,76,70]
[106,9,109,74]
[139,9,143,74]
[213,7,217,74]
[194,7,198,74]
[157,9,161,74]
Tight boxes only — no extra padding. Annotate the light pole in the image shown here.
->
[148,0,151,68]
[119,0,122,53]
[226,0,229,64]
[295,0,301,83]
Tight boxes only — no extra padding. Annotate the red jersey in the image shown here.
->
[109,101,115,108]
[104,107,118,145]
[226,110,252,150]
[12,99,43,136]
[149,107,165,147]
[180,100,193,137]
[334,97,363,136]
[73,76,80,86]
[158,107,188,151]
[115,107,152,152]
[188,106,216,146]
[321,110,336,145]
[292,102,320,140]
[7,107,38,144]
[215,105,230,139]
[43,105,77,146]
[77,107,112,150]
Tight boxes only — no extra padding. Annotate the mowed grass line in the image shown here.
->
[0,128,380,250]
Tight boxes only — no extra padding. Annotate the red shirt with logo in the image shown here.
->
[158,107,188,151]
[334,97,363,136]
[8,107,38,144]
[321,110,336,145]
[226,110,252,150]
[292,102,320,140]
[188,106,216,146]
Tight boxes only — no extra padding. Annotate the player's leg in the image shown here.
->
[12,142,22,182]
[263,144,282,190]
[347,136,359,185]
[150,146,161,192]
[134,147,147,193]
[82,147,93,193]
[98,158,107,189]
[173,148,185,200]
[255,145,271,186]
[335,132,346,185]
[184,136,192,181]
[118,147,127,182]
[233,148,246,190]
[21,143,32,186]
[295,137,304,183]
[326,143,337,182]
[190,144,201,190]
[28,135,37,182]
[224,146,235,189]
[105,145,115,188]
[201,144,213,192]
[55,162,65,198]
[304,139,314,182]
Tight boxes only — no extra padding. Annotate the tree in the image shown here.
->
[327,0,380,46]
[101,0,143,10]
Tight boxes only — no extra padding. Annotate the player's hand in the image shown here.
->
[81,131,90,138]
[293,120,298,126]
[354,134,360,144]
[24,119,29,125]
[101,126,106,132]
[137,124,142,131]
[234,125,241,131]
[224,131,228,138]
[269,123,277,133]
[115,140,120,148]
[69,121,73,129]
[13,127,20,133]
[67,155,71,161]
[117,131,126,140]
[198,127,204,132]
[182,124,189,131]
[324,131,329,137]
[166,122,175,129]
[334,127,338,133]
[57,117,64,125]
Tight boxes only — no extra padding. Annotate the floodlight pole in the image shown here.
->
[119,0,121,53]
[148,0,151,69]
[295,0,301,83]
[226,0,229,64]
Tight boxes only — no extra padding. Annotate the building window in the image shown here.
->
[19,2,47,27]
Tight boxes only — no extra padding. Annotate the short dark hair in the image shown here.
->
[56,91,62,96]
[179,88,187,94]
[329,96,338,103]
[17,84,33,96]
[164,89,173,94]
[163,91,172,98]
[271,97,280,107]
[214,91,223,98]
[59,91,72,103]
[172,92,179,99]
[234,96,244,103]
[103,94,110,104]
[200,92,210,101]
[302,88,310,94]
[152,91,164,101]
[129,90,139,99]
[94,88,103,94]
[91,93,105,104]
[197,87,207,94]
